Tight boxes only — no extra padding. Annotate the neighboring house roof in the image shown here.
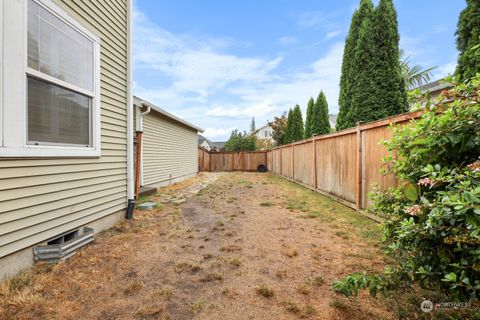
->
[254,123,272,134]
[417,79,454,95]
[329,114,337,128]
[198,135,213,146]
[212,141,226,148]
[133,96,204,132]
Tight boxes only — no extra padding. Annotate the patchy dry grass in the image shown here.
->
[255,285,274,298]
[174,261,202,273]
[3,172,471,320]
[266,174,382,244]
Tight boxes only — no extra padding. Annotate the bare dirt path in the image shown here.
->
[0,172,394,320]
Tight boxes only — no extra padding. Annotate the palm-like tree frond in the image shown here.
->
[400,50,437,90]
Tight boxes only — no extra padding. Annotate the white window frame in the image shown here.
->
[0,0,101,157]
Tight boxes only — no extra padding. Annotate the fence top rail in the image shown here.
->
[199,148,268,155]
[270,109,423,151]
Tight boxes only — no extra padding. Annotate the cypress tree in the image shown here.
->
[250,117,256,133]
[285,108,294,144]
[312,92,321,135]
[371,0,408,116]
[455,0,480,82]
[318,92,331,134]
[337,0,374,130]
[304,97,315,138]
[290,105,304,142]
[312,91,330,135]
[349,0,407,125]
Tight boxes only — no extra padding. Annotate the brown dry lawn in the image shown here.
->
[0,172,402,320]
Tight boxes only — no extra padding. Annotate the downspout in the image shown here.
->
[137,103,151,188]
[126,0,135,219]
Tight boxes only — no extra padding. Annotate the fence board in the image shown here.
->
[198,149,268,172]
[316,133,357,203]
[267,111,422,211]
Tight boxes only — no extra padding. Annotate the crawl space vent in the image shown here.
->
[33,227,94,263]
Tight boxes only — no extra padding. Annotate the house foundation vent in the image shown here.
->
[33,227,94,263]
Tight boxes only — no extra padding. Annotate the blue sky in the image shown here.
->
[133,0,464,141]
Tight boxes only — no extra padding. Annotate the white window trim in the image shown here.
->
[0,0,101,158]
[0,0,3,149]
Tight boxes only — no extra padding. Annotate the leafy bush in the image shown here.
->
[333,75,480,301]
[224,130,256,152]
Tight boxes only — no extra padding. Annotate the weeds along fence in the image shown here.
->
[266,111,423,211]
[198,148,268,172]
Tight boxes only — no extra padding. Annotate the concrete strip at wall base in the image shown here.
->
[144,172,198,190]
[0,210,125,282]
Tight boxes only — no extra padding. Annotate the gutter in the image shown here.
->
[136,103,151,187]
[125,0,135,219]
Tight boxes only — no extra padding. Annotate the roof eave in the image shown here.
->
[133,96,204,133]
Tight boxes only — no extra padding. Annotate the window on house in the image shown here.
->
[27,0,94,147]
[0,0,101,157]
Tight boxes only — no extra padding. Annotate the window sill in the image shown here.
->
[0,145,101,158]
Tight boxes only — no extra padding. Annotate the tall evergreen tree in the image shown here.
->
[455,0,480,82]
[250,117,256,133]
[337,0,374,130]
[304,97,315,138]
[349,0,407,126]
[285,108,294,144]
[312,92,330,135]
[291,105,304,142]
[318,92,331,134]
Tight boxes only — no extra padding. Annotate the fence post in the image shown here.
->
[292,145,295,180]
[280,148,283,176]
[313,138,317,190]
[209,151,212,172]
[355,123,363,210]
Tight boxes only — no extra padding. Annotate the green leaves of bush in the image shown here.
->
[333,75,480,301]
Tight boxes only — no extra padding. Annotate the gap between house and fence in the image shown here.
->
[199,110,422,216]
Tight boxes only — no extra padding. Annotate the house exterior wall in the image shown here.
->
[0,0,129,276]
[256,126,274,142]
[141,110,199,188]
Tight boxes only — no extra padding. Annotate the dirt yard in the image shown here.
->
[0,172,399,320]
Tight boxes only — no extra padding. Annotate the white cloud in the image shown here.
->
[203,127,237,140]
[297,11,340,30]
[134,7,344,140]
[278,36,298,46]
[229,42,344,114]
[134,9,281,105]
[434,61,456,79]
[326,30,342,40]
[206,100,276,118]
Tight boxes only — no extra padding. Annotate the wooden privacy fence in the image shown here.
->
[266,111,422,211]
[198,148,268,172]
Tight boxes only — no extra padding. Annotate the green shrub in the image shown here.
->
[333,75,480,301]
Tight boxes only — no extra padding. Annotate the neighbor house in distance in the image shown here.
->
[254,123,274,142]
[418,79,454,99]
[198,135,214,151]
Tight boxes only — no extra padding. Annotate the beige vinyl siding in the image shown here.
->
[142,111,198,186]
[0,0,128,258]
